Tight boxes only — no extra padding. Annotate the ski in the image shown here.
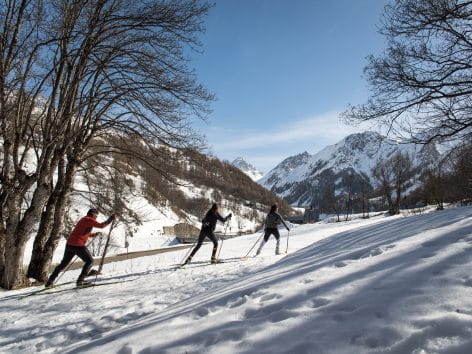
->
[20,281,75,298]
[19,280,124,299]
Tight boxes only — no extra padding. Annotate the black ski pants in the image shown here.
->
[263,228,280,242]
[48,245,93,283]
[188,227,218,259]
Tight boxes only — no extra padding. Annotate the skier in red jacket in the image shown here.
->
[45,208,115,288]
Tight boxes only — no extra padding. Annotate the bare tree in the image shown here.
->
[445,138,472,202]
[343,0,472,145]
[422,160,448,210]
[372,151,415,215]
[1,0,213,289]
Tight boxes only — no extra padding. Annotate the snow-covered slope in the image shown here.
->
[259,131,440,206]
[3,205,472,354]
[23,148,281,265]
[231,157,264,181]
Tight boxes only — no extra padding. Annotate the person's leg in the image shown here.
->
[45,246,75,287]
[75,246,94,285]
[185,230,207,264]
[208,231,219,262]
[256,230,271,255]
[273,229,281,254]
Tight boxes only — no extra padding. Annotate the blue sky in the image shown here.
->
[192,0,390,173]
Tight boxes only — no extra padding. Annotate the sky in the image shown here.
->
[191,0,390,173]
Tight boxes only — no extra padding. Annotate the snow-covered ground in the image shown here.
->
[2,206,472,354]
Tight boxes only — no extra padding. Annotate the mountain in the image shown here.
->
[259,131,441,207]
[231,157,264,181]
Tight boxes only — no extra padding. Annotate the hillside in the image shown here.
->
[3,205,471,353]
[39,140,293,263]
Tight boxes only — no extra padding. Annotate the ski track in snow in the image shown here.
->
[1,206,472,354]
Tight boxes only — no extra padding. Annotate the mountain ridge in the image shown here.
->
[259,131,440,207]
[231,157,264,181]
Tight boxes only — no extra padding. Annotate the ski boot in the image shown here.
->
[45,280,54,288]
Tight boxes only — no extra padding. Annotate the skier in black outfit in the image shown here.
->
[256,204,289,255]
[184,203,232,265]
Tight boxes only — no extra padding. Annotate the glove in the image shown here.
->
[227,213,232,220]
[106,214,116,224]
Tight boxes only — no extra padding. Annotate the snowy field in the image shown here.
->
[1,206,472,354]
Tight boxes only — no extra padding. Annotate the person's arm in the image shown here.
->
[217,212,231,222]
[91,214,115,229]
[277,213,290,231]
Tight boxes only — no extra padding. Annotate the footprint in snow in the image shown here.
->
[193,306,210,318]
[308,297,331,308]
[269,309,298,323]
[422,240,439,247]
[250,289,269,299]
[360,247,383,259]
[227,296,248,309]
[243,302,285,320]
[260,293,283,302]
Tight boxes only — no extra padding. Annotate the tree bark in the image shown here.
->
[27,155,79,282]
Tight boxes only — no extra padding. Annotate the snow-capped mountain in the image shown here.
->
[231,157,264,181]
[259,131,440,206]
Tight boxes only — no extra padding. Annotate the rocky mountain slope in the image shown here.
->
[231,157,264,181]
[259,131,440,207]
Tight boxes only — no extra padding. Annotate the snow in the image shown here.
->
[259,131,440,201]
[2,205,472,354]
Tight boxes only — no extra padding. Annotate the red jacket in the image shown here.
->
[66,216,109,247]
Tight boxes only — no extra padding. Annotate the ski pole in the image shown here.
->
[216,222,229,260]
[54,255,79,284]
[285,229,290,254]
[243,230,264,258]
[180,239,198,265]
[94,219,115,285]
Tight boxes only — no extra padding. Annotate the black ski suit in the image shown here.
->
[188,209,230,260]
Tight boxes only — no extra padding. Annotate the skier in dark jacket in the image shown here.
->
[184,203,232,265]
[45,208,115,288]
[256,204,289,255]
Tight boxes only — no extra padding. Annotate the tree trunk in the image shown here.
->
[26,210,54,282]
[27,156,78,282]
[0,236,29,289]
[386,192,395,215]
[0,228,5,281]
[0,166,56,289]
